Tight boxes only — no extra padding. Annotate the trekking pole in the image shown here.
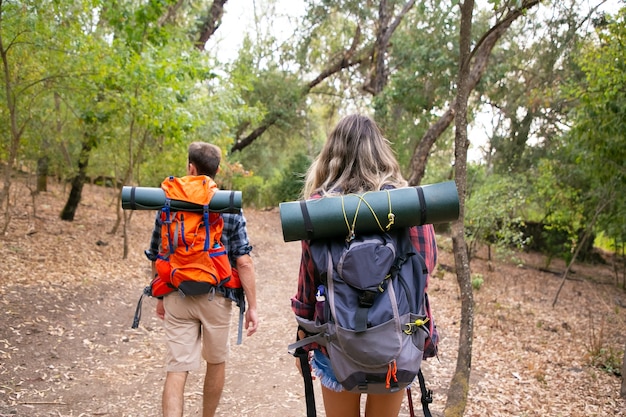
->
[407,387,416,417]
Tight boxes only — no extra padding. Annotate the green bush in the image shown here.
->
[471,273,484,290]
[232,175,266,208]
[270,152,311,204]
[465,173,531,260]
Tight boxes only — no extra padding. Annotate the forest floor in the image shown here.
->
[0,178,625,417]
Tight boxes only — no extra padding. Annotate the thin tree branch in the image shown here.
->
[195,0,228,51]
[552,196,613,307]
[306,25,363,90]
[158,0,186,26]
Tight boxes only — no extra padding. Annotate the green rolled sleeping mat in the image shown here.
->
[121,186,242,213]
[279,181,459,242]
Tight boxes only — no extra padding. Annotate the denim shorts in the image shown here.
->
[311,349,415,393]
[310,349,344,392]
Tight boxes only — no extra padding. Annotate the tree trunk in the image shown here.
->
[195,0,227,50]
[0,19,25,233]
[123,210,133,260]
[60,135,94,221]
[621,342,626,399]
[36,155,49,192]
[444,0,475,415]
[363,0,416,95]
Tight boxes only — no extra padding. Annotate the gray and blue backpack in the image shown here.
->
[290,227,437,416]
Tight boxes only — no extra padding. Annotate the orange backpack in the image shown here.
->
[154,175,238,295]
[132,176,246,340]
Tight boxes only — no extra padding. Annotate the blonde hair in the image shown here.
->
[303,114,407,198]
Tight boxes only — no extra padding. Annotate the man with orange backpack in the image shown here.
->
[145,142,259,417]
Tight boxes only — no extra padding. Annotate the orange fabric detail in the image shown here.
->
[150,275,175,297]
[161,175,217,206]
[223,266,241,289]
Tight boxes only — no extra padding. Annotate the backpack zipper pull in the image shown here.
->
[385,361,399,392]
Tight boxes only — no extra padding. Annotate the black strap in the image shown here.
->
[131,292,145,329]
[236,304,244,345]
[354,306,369,333]
[299,200,315,240]
[416,186,427,225]
[229,191,235,212]
[417,369,433,417]
[296,348,316,417]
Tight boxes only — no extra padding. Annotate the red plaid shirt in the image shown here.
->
[291,224,438,320]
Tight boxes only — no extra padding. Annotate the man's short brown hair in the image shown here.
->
[188,142,221,177]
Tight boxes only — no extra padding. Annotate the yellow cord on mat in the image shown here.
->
[384,189,394,230]
[341,190,395,241]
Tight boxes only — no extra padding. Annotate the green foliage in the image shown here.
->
[232,174,267,209]
[270,152,312,203]
[0,0,69,172]
[564,8,626,244]
[538,7,626,256]
[217,161,268,208]
[374,1,460,170]
[530,158,584,262]
[471,273,484,290]
[478,2,594,175]
[465,171,532,259]
[2,0,625,263]
[223,28,317,181]
[588,346,623,376]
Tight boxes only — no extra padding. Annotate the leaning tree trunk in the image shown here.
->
[621,342,626,398]
[230,26,365,154]
[60,134,94,221]
[444,0,475,416]
[552,197,611,307]
[0,21,25,234]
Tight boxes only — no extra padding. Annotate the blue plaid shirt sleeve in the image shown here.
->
[145,212,161,261]
[221,211,253,265]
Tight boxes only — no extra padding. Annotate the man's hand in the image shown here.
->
[156,298,165,320]
[244,307,259,336]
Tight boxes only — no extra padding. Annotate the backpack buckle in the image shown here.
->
[358,290,377,307]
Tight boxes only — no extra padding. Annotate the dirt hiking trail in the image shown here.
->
[0,180,624,416]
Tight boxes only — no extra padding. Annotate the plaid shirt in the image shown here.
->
[146,210,252,266]
[291,224,438,320]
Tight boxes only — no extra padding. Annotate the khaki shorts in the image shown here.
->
[163,292,232,372]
